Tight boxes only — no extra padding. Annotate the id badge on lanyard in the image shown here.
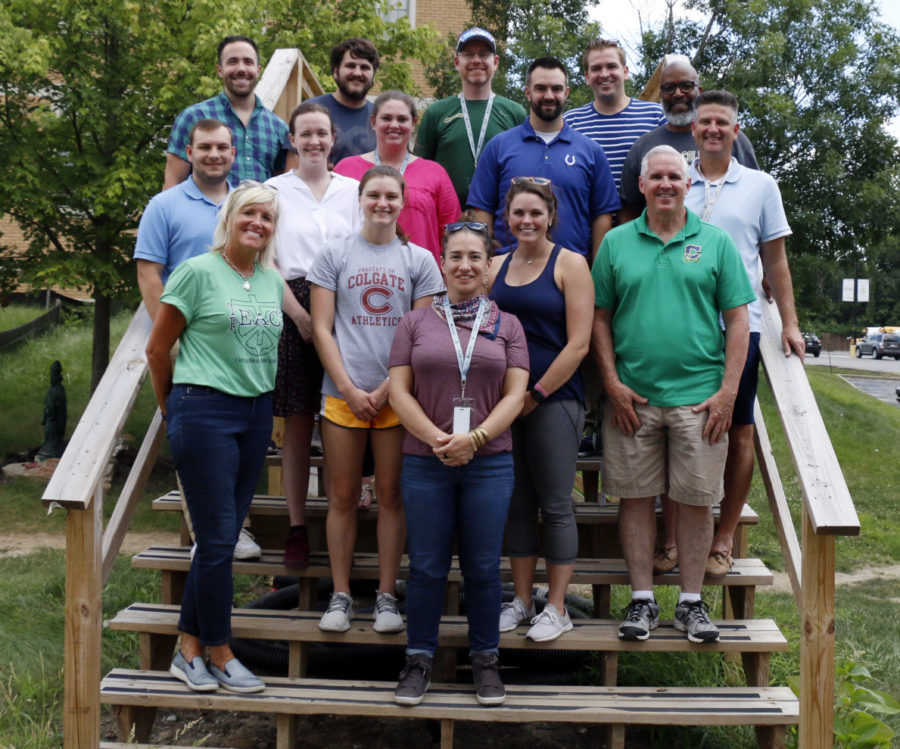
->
[443,295,487,434]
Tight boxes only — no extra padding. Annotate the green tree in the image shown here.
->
[635,0,900,333]
[427,0,602,106]
[0,0,442,391]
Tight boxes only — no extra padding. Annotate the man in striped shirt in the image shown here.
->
[563,39,666,193]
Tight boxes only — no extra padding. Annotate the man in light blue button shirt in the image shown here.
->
[135,119,233,320]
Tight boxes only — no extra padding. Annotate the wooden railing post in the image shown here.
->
[799,507,836,748]
[63,484,103,748]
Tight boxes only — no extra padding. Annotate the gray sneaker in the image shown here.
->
[208,657,265,693]
[169,650,218,692]
[618,598,660,641]
[373,591,405,633]
[498,596,536,632]
[394,653,432,706]
[673,599,720,643]
[471,653,505,706]
[319,592,354,632]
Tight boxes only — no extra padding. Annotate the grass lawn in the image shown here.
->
[0,304,47,332]
[0,309,898,747]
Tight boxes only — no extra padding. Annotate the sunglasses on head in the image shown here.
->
[446,221,489,234]
[510,176,552,186]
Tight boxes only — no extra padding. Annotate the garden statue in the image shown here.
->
[37,360,66,459]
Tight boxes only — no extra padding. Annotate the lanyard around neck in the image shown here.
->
[458,92,495,167]
[698,165,728,222]
[442,295,487,399]
[374,149,411,175]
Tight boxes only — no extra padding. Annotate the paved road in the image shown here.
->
[804,349,900,374]
[801,350,899,407]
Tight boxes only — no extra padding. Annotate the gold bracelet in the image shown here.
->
[468,432,479,451]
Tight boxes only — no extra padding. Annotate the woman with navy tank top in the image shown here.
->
[487,178,594,642]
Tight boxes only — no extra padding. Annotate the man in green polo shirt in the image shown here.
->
[591,144,754,644]
[415,27,526,208]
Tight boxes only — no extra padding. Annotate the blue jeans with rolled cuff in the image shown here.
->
[401,452,514,657]
[166,384,273,646]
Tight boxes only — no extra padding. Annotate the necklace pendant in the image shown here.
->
[242,281,251,291]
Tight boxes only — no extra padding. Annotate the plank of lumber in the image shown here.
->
[758,300,859,534]
[131,547,774,587]
[110,603,788,653]
[151,491,760,526]
[100,670,799,726]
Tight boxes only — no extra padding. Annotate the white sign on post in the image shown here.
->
[842,278,855,302]
[857,279,870,303]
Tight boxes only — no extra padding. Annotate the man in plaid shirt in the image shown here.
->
[164,35,295,189]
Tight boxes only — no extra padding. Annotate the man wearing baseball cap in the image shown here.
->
[415,27,527,207]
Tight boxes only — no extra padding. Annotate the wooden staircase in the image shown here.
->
[101,472,797,749]
[43,52,858,749]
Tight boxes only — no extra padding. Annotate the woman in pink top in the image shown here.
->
[334,91,460,263]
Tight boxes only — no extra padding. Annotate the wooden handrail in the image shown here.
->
[42,304,152,510]
[758,300,860,535]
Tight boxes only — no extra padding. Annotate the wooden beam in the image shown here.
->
[758,300,859,534]
[753,400,802,601]
[63,484,103,748]
[43,304,152,509]
[799,507,835,748]
[102,408,166,583]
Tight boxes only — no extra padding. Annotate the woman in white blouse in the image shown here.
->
[265,101,361,569]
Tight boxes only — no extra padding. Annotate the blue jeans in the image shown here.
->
[402,453,514,657]
[166,384,273,645]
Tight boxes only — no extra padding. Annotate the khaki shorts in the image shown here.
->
[321,394,401,430]
[601,402,726,506]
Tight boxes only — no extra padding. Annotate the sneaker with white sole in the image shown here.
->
[169,650,218,692]
[233,528,262,560]
[673,599,720,643]
[471,653,505,705]
[394,653,432,706]
[498,596,536,632]
[373,591,405,633]
[319,592,354,632]
[208,657,265,693]
[618,598,659,641]
[526,603,573,642]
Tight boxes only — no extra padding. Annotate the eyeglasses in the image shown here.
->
[446,221,489,234]
[511,176,552,186]
[659,81,699,95]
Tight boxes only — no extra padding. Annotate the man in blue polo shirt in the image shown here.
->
[468,57,619,261]
[163,35,295,189]
[137,119,234,320]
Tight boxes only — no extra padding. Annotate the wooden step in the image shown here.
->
[101,744,230,749]
[110,602,787,656]
[132,546,773,588]
[102,669,798,749]
[152,490,760,526]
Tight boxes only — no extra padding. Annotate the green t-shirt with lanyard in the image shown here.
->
[415,94,527,207]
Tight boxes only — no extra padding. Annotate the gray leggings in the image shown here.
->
[506,398,584,564]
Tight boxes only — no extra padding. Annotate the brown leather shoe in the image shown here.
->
[652,545,678,574]
[705,550,733,577]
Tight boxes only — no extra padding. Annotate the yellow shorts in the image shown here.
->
[321,394,402,430]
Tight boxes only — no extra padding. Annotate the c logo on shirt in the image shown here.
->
[565,154,576,166]
[362,286,393,315]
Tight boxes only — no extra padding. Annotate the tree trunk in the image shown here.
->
[91,292,111,394]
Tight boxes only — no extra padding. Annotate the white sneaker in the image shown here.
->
[233,529,261,560]
[526,603,573,642]
[319,592,354,632]
[498,596,536,632]
[373,591,405,633]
